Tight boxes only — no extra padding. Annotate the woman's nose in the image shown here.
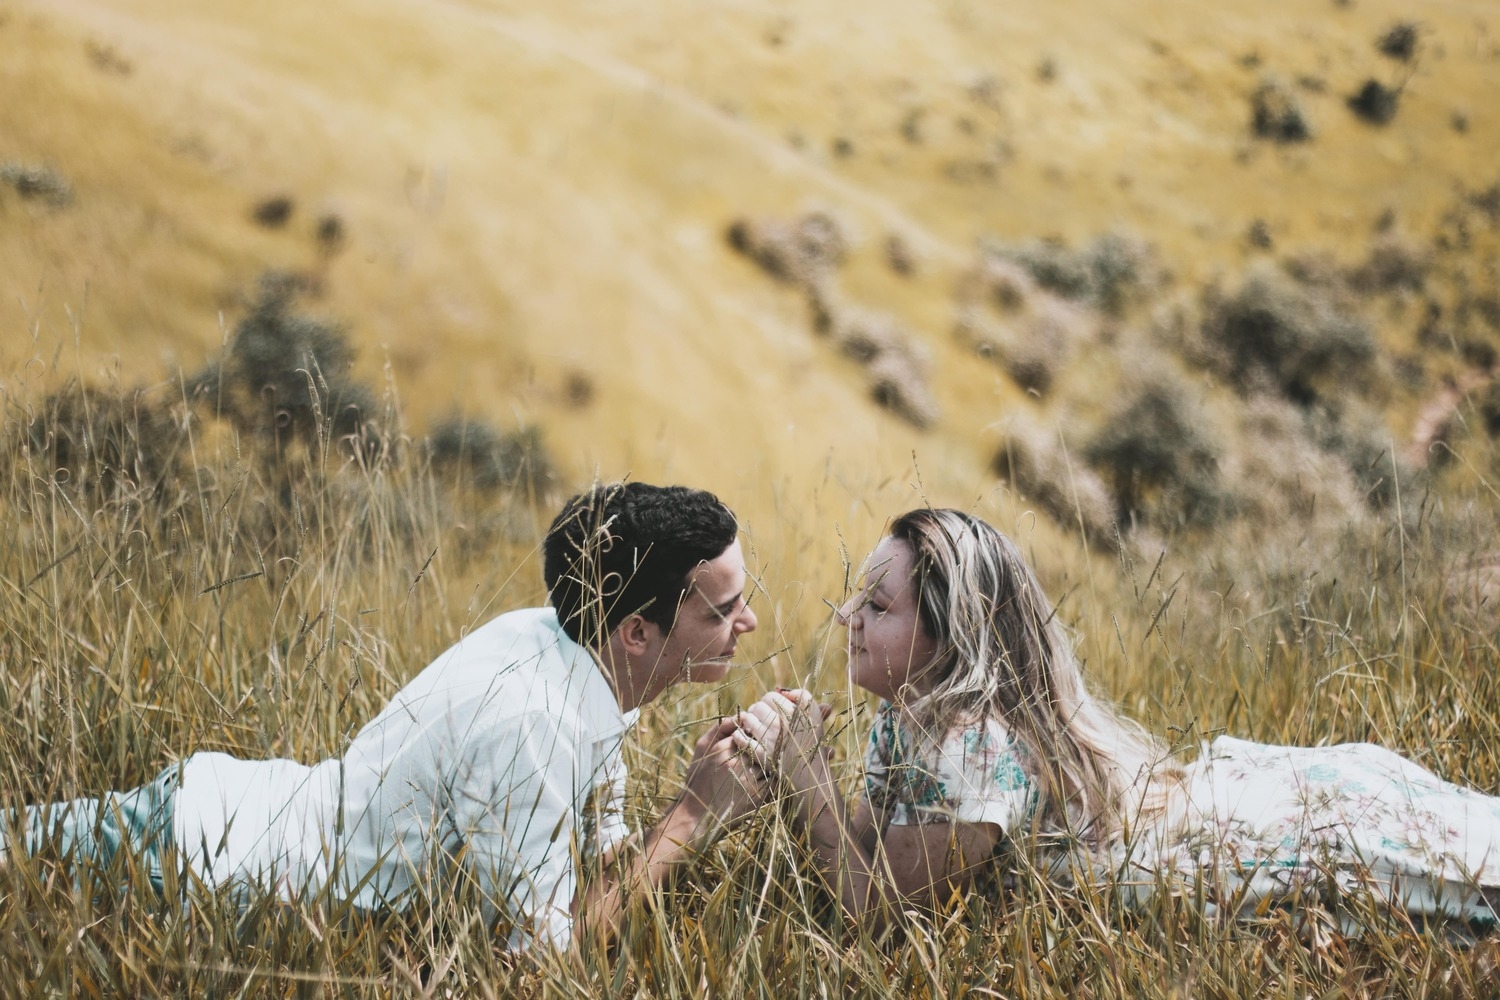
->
[735,603,758,633]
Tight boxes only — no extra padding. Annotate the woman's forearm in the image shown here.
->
[788,756,899,929]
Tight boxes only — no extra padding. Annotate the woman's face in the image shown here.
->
[839,536,941,704]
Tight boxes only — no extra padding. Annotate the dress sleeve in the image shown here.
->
[862,701,897,814]
[927,721,1035,833]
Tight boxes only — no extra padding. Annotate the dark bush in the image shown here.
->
[886,233,916,276]
[315,214,347,254]
[1376,22,1421,62]
[992,232,1154,315]
[954,300,1083,397]
[991,423,1118,548]
[188,273,375,450]
[1471,185,1500,222]
[1084,376,1224,526]
[252,196,295,228]
[825,307,938,428]
[1348,235,1431,293]
[1251,79,1313,143]
[1202,267,1377,404]
[1004,239,1091,300]
[1480,378,1500,437]
[0,163,72,207]
[1460,337,1498,370]
[962,255,1036,313]
[562,371,595,409]
[726,212,848,288]
[868,353,938,430]
[426,419,555,495]
[1348,80,1400,125]
[7,382,185,503]
[1309,406,1416,508]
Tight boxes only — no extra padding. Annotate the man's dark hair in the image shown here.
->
[543,483,739,646]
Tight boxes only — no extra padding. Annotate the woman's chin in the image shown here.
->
[685,661,731,684]
[847,666,889,702]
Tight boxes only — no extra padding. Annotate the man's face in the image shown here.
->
[649,539,758,686]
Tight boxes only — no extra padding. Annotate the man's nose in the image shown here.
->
[835,598,855,625]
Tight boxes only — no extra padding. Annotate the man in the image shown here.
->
[5,482,764,950]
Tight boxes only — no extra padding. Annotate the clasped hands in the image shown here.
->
[732,689,833,789]
[676,689,832,839]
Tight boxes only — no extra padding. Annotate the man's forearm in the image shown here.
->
[574,794,712,948]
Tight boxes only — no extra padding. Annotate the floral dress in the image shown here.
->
[863,702,1037,831]
[1126,736,1500,927]
[863,704,1500,926]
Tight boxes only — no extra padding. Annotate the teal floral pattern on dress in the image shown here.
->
[864,702,1035,829]
[1111,736,1500,926]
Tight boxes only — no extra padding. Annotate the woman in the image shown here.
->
[735,508,1500,930]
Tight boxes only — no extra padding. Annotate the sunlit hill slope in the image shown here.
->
[3,0,1498,595]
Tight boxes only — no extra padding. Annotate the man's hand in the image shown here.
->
[677,716,770,844]
[574,715,770,949]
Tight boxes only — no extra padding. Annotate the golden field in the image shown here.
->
[2,0,1500,995]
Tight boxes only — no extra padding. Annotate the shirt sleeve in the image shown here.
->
[580,741,631,861]
[447,710,581,949]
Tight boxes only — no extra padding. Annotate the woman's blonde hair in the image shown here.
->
[887,508,1177,844]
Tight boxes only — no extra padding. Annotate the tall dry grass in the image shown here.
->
[1,349,1498,998]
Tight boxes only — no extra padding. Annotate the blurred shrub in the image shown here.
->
[961,255,1037,313]
[1376,22,1421,62]
[1480,378,1500,437]
[867,350,938,429]
[984,232,1154,315]
[425,418,554,496]
[809,290,939,429]
[1084,374,1227,528]
[6,381,186,506]
[954,298,1085,397]
[1250,78,1313,143]
[726,211,848,288]
[252,196,295,228]
[188,273,376,452]
[6,278,559,566]
[731,211,938,429]
[1201,265,1377,405]
[1348,234,1431,294]
[992,417,1117,548]
[828,307,938,427]
[315,213,347,255]
[1307,403,1416,509]
[1348,80,1400,125]
[885,232,917,276]
[0,163,73,207]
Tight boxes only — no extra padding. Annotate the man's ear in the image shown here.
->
[615,614,660,657]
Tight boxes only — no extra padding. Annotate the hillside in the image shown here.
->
[3,0,1498,595]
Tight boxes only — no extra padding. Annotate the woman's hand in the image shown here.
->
[734,689,830,789]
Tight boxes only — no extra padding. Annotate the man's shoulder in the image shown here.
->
[450,607,571,665]
[414,607,613,725]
